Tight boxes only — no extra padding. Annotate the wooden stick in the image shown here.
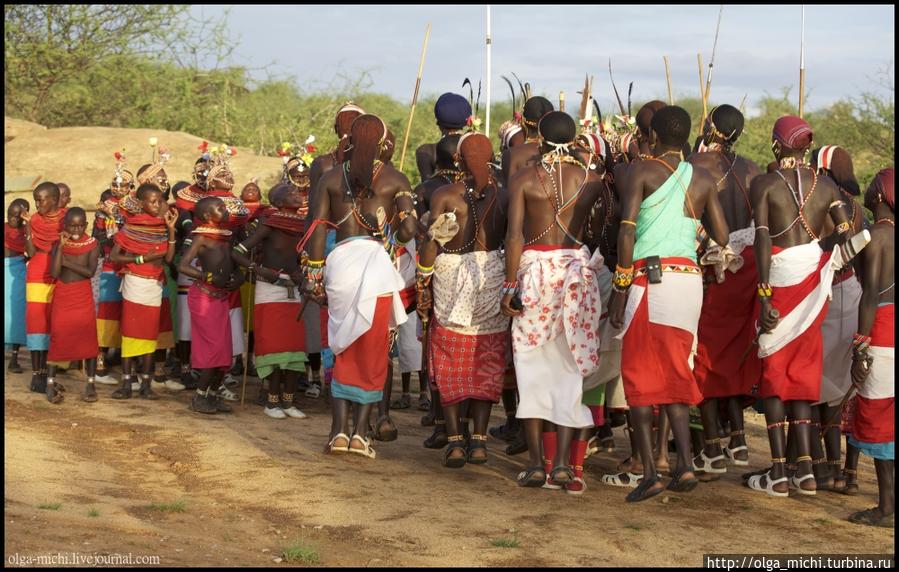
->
[663,56,674,105]
[240,253,255,406]
[559,91,565,112]
[697,53,708,122]
[398,22,432,172]
[485,6,492,137]
[799,5,806,117]
[704,5,724,113]
[739,93,748,114]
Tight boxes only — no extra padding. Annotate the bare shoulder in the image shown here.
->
[507,164,534,192]
[687,152,716,169]
[736,154,761,176]
[431,182,463,208]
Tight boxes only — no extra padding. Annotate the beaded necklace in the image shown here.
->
[771,165,819,240]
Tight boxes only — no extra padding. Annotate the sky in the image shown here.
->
[192,4,894,119]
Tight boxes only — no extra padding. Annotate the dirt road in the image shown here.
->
[4,363,893,567]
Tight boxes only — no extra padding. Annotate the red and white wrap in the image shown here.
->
[513,246,605,428]
[757,240,845,402]
[324,238,407,356]
[582,264,622,393]
[852,303,894,446]
[816,270,862,406]
[616,257,704,407]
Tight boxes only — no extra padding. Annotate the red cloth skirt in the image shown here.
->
[694,245,762,399]
[428,319,509,406]
[48,280,98,361]
[188,283,232,369]
[332,296,391,396]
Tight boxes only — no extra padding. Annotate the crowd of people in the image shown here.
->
[3,89,893,527]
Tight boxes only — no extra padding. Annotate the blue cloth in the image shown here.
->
[434,92,471,129]
[331,378,382,404]
[5,256,27,346]
[99,270,123,303]
[848,436,894,461]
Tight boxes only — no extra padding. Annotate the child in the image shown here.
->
[178,196,244,414]
[93,188,123,384]
[232,184,307,419]
[109,183,178,399]
[5,199,30,373]
[45,208,101,403]
[22,182,67,392]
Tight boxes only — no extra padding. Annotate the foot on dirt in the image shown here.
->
[374,415,398,442]
[423,425,448,449]
[7,359,23,374]
[81,383,98,403]
[29,373,47,394]
[46,383,64,404]
[110,383,133,400]
[667,469,699,493]
[189,394,217,414]
[418,393,430,411]
[420,411,437,427]
[848,507,894,528]
[390,393,411,410]
[211,394,233,413]
[138,379,159,400]
[626,475,665,502]
[517,466,546,487]
[505,432,529,455]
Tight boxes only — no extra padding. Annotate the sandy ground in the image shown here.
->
[4,359,893,567]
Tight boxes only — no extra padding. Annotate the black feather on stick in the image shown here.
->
[475,80,482,120]
[627,82,634,117]
[511,72,526,106]
[593,100,604,127]
[462,78,474,110]
[608,59,626,116]
[502,75,517,117]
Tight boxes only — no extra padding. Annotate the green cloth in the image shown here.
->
[688,405,704,431]
[632,161,699,263]
[582,385,605,407]
[255,351,307,380]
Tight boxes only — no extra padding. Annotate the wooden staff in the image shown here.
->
[739,93,748,115]
[697,53,707,121]
[485,6,492,136]
[240,251,255,406]
[702,4,724,124]
[663,56,674,105]
[398,22,432,172]
[799,5,806,117]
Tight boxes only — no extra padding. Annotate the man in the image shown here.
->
[415,93,470,182]
[746,115,858,498]
[622,100,667,162]
[608,105,730,502]
[502,111,605,491]
[232,184,308,420]
[22,182,67,393]
[309,102,365,193]
[417,131,509,468]
[846,167,893,527]
[305,113,417,459]
[414,134,461,217]
[689,104,762,476]
[808,145,866,489]
[501,96,554,185]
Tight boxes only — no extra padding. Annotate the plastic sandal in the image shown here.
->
[848,508,894,528]
[747,471,789,498]
[693,450,727,474]
[442,435,467,469]
[466,434,488,465]
[328,432,350,454]
[517,466,546,487]
[348,434,376,459]
[723,445,750,466]
[789,473,817,496]
[600,472,643,488]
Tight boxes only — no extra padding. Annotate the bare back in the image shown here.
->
[689,150,760,232]
[502,142,540,185]
[320,162,410,242]
[429,182,507,254]
[751,166,844,249]
[511,160,601,248]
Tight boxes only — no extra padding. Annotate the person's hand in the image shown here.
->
[226,269,245,291]
[609,288,627,329]
[758,299,780,334]
[500,293,521,317]
[164,207,178,229]
[259,266,280,284]
[851,354,873,389]
[20,211,31,224]
[305,278,327,306]
[58,232,70,247]
[416,286,433,321]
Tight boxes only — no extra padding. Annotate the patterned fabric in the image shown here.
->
[120,273,162,358]
[432,250,508,336]
[428,319,508,405]
[513,246,605,377]
[25,251,55,350]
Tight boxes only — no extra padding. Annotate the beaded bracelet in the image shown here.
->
[395,191,415,201]
[502,280,519,290]
[233,243,249,255]
[852,333,872,354]
[757,282,773,298]
[135,255,144,265]
[205,271,215,284]
[835,221,851,235]
[306,259,325,269]
[501,285,519,296]
[417,261,435,275]
[612,265,635,289]
[828,200,845,211]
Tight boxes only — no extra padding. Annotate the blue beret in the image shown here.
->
[434,93,471,129]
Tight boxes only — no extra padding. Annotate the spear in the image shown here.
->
[799,5,806,117]
[664,55,674,105]
[486,5,492,136]
[697,53,708,122]
[702,4,725,125]
[739,93,748,115]
[608,59,627,116]
[398,22,432,172]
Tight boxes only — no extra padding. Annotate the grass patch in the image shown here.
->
[489,538,521,548]
[87,508,100,517]
[624,523,642,531]
[147,500,187,513]
[814,518,831,525]
[282,542,320,565]
[37,503,62,511]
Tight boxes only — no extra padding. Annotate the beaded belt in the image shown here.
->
[194,282,229,299]
[635,262,701,279]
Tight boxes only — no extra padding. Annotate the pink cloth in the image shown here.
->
[187,283,232,369]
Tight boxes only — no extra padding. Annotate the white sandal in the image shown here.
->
[218,386,239,401]
[328,432,350,454]
[584,436,599,460]
[305,383,321,399]
[723,445,750,466]
[348,434,376,459]
[747,471,789,498]
[693,450,727,474]
[600,472,642,488]
[790,473,817,496]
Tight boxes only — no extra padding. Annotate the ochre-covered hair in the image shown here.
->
[348,114,388,193]
[457,132,495,195]
[636,100,667,136]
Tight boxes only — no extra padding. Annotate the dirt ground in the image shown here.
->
[4,358,893,567]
